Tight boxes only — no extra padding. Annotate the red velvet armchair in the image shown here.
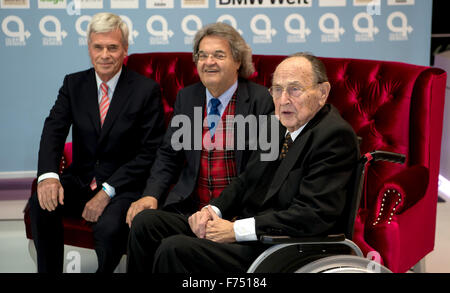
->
[24,52,447,273]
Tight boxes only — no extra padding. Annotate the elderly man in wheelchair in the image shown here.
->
[126,52,401,273]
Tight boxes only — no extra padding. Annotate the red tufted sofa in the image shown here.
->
[24,52,447,273]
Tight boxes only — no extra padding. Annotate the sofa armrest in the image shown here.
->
[371,165,429,226]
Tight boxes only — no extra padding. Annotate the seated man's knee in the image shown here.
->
[92,219,118,242]
[132,209,165,228]
[154,235,195,270]
[129,209,164,238]
[28,191,48,216]
[28,192,40,210]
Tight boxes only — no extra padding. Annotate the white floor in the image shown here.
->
[0,201,126,273]
[424,198,450,273]
[0,199,449,273]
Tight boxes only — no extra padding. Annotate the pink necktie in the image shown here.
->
[99,82,110,126]
[90,82,110,191]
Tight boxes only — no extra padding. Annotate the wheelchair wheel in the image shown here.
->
[294,255,392,273]
[247,242,361,273]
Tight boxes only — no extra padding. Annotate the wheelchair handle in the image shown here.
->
[259,234,346,245]
[367,150,406,164]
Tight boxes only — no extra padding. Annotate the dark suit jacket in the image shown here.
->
[143,78,274,208]
[210,104,359,238]
[38,66,165,194]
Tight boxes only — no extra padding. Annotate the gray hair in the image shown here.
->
[193,22,255,79]
[285,52,329,84]
[87,12,129,47]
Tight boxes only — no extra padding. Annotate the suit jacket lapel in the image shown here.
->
[85,69,101,136]
[263,130,311,205]
[98,67,131,145]
[192,83,207,176]
[234,79,251,117]
[234,79,251,171]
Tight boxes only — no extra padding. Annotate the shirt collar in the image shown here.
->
[286,122,308,142]
[205,80,238,115]
[95,69,122,99]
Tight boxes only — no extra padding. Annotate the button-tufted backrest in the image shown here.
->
[125,51,446,216]
[125,52,200,126]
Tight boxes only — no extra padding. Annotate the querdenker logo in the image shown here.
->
[2,15,31,46]
[39,15,67,46]
[120,15,139,45]
[217,15,243,35]
[251,14,276,44]
[147,15,174,45]
[75,15,91,46]
[75,15,138,46]
[319,13,344,43]
[182,14,202,45]
[285,13,311,43]
[387,11,413,41]
[353,12,379,42]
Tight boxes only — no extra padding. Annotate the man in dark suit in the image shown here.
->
[29,12,165,273]
[126,53,359,273]
[125,23,274,225]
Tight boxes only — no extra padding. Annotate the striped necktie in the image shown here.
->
[99,82,110,126]
[90,82,110,191]
[279,132,293,160]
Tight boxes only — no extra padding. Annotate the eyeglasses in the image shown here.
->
[196,51,227,61]
[269,83,318,99]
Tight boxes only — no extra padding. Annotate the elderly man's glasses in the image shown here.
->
[196,51,227,61]
[269,83,318,99]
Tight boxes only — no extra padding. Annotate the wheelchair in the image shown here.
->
[247,151,405,273]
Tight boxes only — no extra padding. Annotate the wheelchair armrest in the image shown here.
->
[371,165,429,226]
[259,234,346,245]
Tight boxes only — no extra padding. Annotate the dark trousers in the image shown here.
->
[29,174,139,273]
[126,209,266,273]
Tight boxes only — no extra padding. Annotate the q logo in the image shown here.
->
[250,14,276,44]
[284,14,310,43]
[181,15,202,45]
[75,15,91,46]
[2,15,31,45]
[39,15,67,45]
[75,15,91,37]
[120,15,138,45]
[387,11,413,41]
[319,13,344,43]
[181,14,202,37]
[147,15,173,45]
[353,12,379,42]
[217,15,243,35]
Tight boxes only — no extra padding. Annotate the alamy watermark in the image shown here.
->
[170,109,280,161]
[66,0,81,16]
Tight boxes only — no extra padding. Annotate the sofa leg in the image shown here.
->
[28,239,37,272]
[411,258,426,273]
